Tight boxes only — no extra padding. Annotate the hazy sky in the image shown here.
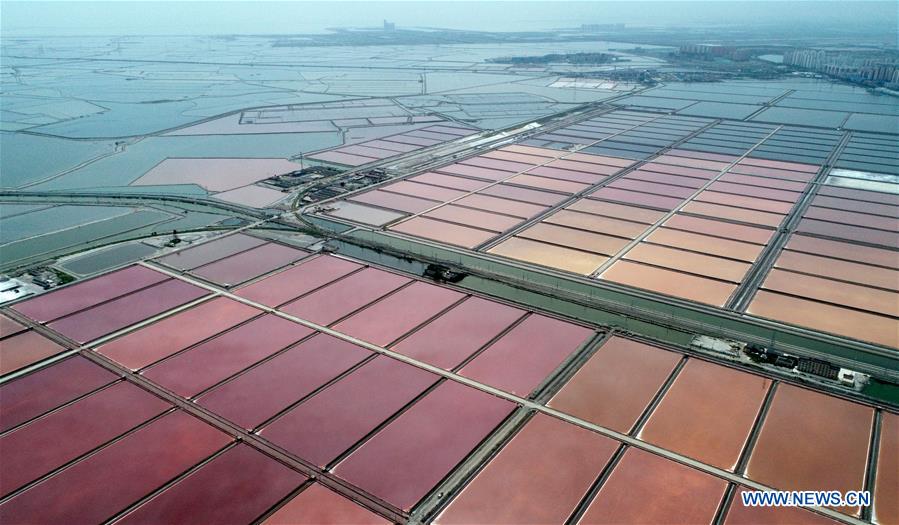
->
[2,1,897,36]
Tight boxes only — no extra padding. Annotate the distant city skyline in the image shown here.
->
[2,1,896,36]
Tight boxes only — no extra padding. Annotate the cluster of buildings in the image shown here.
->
[579,23,626,32]
[678,43,755,61]
[783,48,899,85]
